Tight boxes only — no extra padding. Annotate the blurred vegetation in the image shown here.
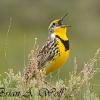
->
[0,0,100,98]
[0,49,100,100]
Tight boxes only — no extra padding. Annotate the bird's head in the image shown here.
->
[48,13,68,33]
[48,13,70,40]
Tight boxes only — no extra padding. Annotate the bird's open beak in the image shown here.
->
[61,25,71,28]
[57,13,68,27]
[60,13,68,21]
[60,13,71,28]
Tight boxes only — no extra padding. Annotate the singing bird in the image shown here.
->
[24,14,70,81]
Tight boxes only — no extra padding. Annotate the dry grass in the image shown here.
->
[0,48,100,100]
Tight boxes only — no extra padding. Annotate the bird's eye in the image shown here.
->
[52,23,55,26]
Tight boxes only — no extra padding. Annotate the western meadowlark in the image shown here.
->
[24,14,70,81]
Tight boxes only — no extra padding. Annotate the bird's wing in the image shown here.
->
[23,38,60,81]
[37,39,60,69]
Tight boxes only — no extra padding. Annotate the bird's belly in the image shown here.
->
[46,40,70,74]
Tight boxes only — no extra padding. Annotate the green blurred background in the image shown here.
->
[0,0,100,97]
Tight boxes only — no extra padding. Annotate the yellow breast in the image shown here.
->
[46,27,70,74]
